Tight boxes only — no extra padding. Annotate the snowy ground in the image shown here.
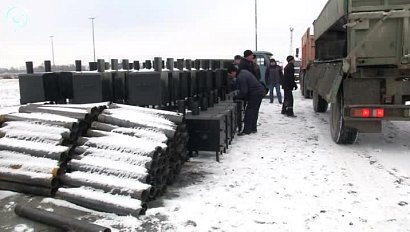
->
[0,79,410,231]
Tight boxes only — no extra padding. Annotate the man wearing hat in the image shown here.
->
[234,53,266,135]
[242,50,260,79]
[282,55,298,117]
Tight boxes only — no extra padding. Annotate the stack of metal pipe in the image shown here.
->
[0,107,81,196]
[0,102,188,217]
[0,103,107,196]
[59,103,187,216]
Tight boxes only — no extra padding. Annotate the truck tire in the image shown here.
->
[313,91,328,112]
[330,89,358,144]
[300,72,305,96]
[302,74,312,99]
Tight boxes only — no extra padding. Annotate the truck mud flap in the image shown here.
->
[306,61,343,104]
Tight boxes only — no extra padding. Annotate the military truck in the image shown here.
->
[303,0,410,144]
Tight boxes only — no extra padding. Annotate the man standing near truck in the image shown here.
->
[265,58,283,104]
[282,55,297,117]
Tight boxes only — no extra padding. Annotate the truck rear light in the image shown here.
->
[350,108,384,118]
[362,108,371,117]
[375,108,384,118]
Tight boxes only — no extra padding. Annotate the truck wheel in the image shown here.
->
[313,91,328,112]
[303,75,312,99]
[300,72,305,96]
[330,89,358,144]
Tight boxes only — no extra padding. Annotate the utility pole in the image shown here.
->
[290,27,294,55]
[89,17,96,62]
[255,0,258,51]
[50,35,55,67]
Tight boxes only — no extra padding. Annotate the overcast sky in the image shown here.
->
[0,0,328,68]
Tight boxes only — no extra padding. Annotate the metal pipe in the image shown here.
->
[97,113,176,138]
[72,146,155,170]
[14,204,111,232]
[59,173,150,202]
[56,188,147,216]
[0,180,53,196]
[19,104,92,122]
[4,113,80,130]
[75,60,82,72]
[153,57,162,72]
[44,60,52,72]
[76,136,161,158]
[25,61,34,74]
[133,61,140,71]
[0,169,58,188]
[166,58,174,71]
[145,60,152,69]
[67,159,150,183]
[0,138,69,161]
[89,62,97,71]
[177,59,184,70]
[185,59,192,70]
[109,103,184,124]
[97,59,105,73]
[111,59,118,71]
[122,59,129,70]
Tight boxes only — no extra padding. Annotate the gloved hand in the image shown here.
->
[294,84,298,91]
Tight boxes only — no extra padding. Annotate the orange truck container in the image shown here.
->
[300,28,315,98]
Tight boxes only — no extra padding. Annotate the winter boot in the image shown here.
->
[286,107,296,117]
[281,104,287,114]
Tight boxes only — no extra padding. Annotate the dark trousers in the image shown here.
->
[243,94,263,133]
[282,90,294,115]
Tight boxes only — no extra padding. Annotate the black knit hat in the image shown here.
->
[243,50,254,58]
[234,55,241,60]
[286,55,295,62]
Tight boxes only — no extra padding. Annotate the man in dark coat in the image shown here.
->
[265,59,283,104]
[243,50,260,79]
[281,55,298,117]
[234,61,266,135]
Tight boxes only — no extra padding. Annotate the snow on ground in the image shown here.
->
[0,79,410,231]
[136,97,410,232]
[0,79,19,108]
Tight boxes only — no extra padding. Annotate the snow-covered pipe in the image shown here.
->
[1,121,76,142]
[97,113,176,138]
[0,138,69,161]
[56,187,147,216]
[108,103,184,124]
[5,113,81,130]
[76,137,162,159]
[67,159,150,183]
[59,173,151,202]
[0,168,58,188]
[0,180,53,197]
[19,104,93,122]
[72,146,155,170]
[0,128,64,145]
[14,204,111,232]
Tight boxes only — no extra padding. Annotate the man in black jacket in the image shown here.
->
[281,55,298,117]
[234,61,266,135]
